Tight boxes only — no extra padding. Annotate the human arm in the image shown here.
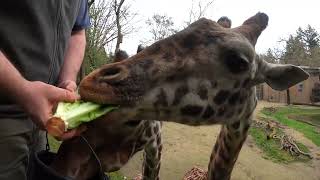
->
[58,29,86,91]
[58,0,90,90]
[0,51,84,140]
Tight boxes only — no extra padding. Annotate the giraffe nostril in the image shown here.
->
[102,67,121,77]
[99,66,126,83]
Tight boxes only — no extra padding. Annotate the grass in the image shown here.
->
[306,113,320,126]
[289,114,320,127]
[249,127,294,163]
[249,126,310,163]
[261,106,320,147]
[48,136,126,180]
[296,142,310,153]
[108,172,126,180]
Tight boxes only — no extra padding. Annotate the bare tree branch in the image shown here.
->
[82,0,137,76]
[88,0,95,8]
[185,0,214,26]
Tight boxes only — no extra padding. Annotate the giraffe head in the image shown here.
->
[79,13,309,124]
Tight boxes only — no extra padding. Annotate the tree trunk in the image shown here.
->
[114,0,125,54]
[286,89,291,105]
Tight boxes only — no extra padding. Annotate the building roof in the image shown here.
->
[300,66,320,75]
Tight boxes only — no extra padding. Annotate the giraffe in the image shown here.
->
[51,12,309,180]
[50,46,163,180]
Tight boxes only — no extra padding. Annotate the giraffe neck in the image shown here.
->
[139,77,254,125]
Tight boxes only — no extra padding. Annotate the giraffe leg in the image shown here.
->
[208,118,251,180]
[142,124,162,180]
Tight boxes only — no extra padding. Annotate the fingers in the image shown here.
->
[58,80,77,92]
[56,125,87,141]
[51,87,80,102]
[65,83,77,92]
[29,106,50,131]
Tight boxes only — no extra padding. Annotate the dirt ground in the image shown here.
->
[120,101,320,180]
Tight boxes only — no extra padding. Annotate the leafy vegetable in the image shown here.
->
[46,100,117,137]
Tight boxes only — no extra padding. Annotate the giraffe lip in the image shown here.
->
[79,88,139,109]
[79,80,142,107]
[79,86,118,105]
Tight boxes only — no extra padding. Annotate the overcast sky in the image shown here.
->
[120,0,319,55]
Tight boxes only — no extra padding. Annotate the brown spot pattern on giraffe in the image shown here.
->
[162,52,174,61]
[202,105,215,119]
[225,111,234,118]
[204,34,220,46]
[228,91,240,105]
[156,135,161,145]
[137,59,154,69]
[217,106,226,116]
[172,84,189,105]
[146,127,153,137]
[227,132,233,141]
[144,165,151,177]
[153,88,168,107]
[219,146,231,163]
[153,125,159,134]
[231,121,240,130]
[180,105,203,117]
[148,42,161,54]
[211,80,218,88]
[243,124,250,133]
[198,85,208,100]
[233,80,240,88]
[214,143,219,153]
[181,33,201,50]
[242,78,250,87]
[223,136,231,152]
[214,90,230,105]
[212,162,229,180]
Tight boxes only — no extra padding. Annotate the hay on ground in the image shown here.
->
[183,166,207,180]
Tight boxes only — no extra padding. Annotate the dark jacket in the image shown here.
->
[0,0,85,135]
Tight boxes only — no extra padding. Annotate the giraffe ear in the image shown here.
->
[233,12,268,45]
[137,44,145,53]
[253,61,309,91]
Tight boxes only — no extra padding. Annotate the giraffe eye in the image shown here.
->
[224,52,249,74]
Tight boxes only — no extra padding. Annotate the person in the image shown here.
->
[113,50,129,62]
[217,16,232,28]
[0,0,90,179]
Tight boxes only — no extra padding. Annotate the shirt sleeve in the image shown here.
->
[72,0,90,31]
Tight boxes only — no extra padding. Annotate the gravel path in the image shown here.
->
[120,101,320,180]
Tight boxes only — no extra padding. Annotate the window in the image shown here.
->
[298,83,303,92]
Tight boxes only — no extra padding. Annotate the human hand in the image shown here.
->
[58,80,77,92]
[57,80,89,140]
[18,81,85,140]
[18,81,78,129]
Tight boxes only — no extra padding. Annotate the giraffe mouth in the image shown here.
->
[79,59,153,113]
[79,77,147,124]
[79,70,143,107]
[79,80,121,105]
